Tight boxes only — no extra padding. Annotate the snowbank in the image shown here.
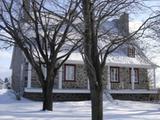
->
[0,90,160,120]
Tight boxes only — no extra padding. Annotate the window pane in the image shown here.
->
[134,69,138,82]
[111,68,114,81]
[110,67,119,82]
[65,65,75,81]
[115,69,118,81]
[130,69,139,83]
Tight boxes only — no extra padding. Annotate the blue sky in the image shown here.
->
[0,1,160,85]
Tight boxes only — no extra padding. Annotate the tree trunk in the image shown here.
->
[82,0,103,119]
[90,86,103,120]
[42,82,53,111]
[89,73,103,120]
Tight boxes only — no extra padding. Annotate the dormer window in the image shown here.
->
[128,46,135,57]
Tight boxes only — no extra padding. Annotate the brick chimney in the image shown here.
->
[23,0,30,21]
[119,12,129,36]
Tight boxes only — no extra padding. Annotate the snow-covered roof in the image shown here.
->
[11,12,157,69]
[106,55,154,68]
[63,52,156,68]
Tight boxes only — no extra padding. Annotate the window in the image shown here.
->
[110,67,119,82]
[134,69,139,83]
[130,68,139,83]
[24,76,28,87]
[64,64,76,81]
[25,62,28,71]
[128,47,135,57]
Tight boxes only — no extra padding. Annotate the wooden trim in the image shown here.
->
[25,88,90,93]
[153,68,156,89]
[129,68,139,84]
[25,88,159,94]
[58,67,63,89]
[25,62,28,71]
[107,65,111,90]
[109,89,158,94]
[110,67,120,83]
[64,64,76,82]
[107,63,153,69]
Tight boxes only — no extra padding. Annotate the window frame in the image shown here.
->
[64,64,76,82]
[110,67,120,83]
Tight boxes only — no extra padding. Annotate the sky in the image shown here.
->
[0,48,12,80]
[140,1,160,87]
[0,1,160,87]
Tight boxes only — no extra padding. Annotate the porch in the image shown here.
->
[25,64,157,90]
[106,58,157,90]
[23,55,158,91]
[24,88,159,101]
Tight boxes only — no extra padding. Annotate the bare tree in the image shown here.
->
[135,9,160,61]
[80,0,160,120]
[146,11,160,40]
[0,0,81,111]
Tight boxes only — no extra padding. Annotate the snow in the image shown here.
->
[0,89,160,120]
[64,52,153,68]
[106,55,152,67]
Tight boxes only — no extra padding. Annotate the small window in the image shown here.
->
[128,47,135,57]
[110,67,119,82]
[64,64,76,81]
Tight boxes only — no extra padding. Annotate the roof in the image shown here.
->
[106,55,156,68]
[63,52,156,68]
[10,13,157,69]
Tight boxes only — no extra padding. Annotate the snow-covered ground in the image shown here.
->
[0,89,160,120]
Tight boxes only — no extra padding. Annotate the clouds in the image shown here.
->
[0,49,12,80]
[0,49,12,60]
[129,21,142,32]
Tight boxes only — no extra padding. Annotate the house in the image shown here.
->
[4,78,11,89]
[10,13,159,101]
[0,79,4,89]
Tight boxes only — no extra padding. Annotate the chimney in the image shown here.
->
[23,0,30,21]
[119,12,129,36]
